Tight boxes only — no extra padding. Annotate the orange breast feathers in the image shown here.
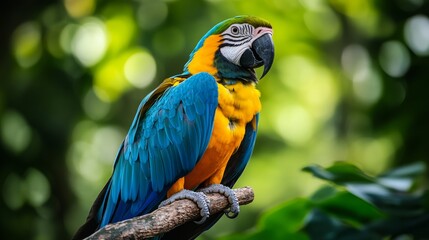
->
[167,82,261,196]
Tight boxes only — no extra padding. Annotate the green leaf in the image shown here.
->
[310,186,384,224]
[376,162,426,191]
[303,162,375,184]
[347,184,428,217]
[260,198,311,233]
[222,230,308,240]
[219,199,311,240]
[303,162,429,238]
[379,162,426,178]
[303,209,381,240]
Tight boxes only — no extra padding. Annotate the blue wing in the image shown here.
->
[162,114,260,240]
[97,72,218,227]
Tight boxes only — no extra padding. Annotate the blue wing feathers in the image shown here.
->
[164,117,180,145]
[129,164,138,200]
[183,103,196,121]
[149,148,165,191]
[157,128,169,148]
[110,162,121,202]
[97,72,218,227]
[120,163,129,199]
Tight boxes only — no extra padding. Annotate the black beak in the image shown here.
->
[239,33,274,79]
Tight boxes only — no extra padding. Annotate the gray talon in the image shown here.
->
[159,189,210,224]
[225,208,239,219]
[199,184,240,219]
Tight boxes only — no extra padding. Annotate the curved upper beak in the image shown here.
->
[239,30,274,80]
[252,33,274,79]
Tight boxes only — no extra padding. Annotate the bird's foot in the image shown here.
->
[199,184,239,218]
[159,189,210,224]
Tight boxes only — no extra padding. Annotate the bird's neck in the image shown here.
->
[184,35,221,76]
[214,52,258,83]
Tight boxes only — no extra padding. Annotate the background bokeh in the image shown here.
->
[1,0,428,239]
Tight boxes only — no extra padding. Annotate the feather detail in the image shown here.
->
[95,72,218,228]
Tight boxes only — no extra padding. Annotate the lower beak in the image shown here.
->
[239,33,275,79]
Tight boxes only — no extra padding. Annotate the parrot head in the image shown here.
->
[183,16,274,82]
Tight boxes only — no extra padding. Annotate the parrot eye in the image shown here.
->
[231,26,239,35]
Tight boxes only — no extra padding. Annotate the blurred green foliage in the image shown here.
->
[1,0,428,239]
[219,162,428,239]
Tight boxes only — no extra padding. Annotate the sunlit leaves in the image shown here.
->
[404,15,429,56]
[273,55,339,146]
[303,7,341,41]
[64,0,96,18]
[67,121,125,184]
[2,168,51,209]
[341,44,382,105]
[12,21,42,68]
[137,0,168,30]
[2,173,25,210]
[0,111,32,154]
[379,41,410,78]
[329,0,384,37]
[82,89,111,120]
[93,48,156,102]
[275,104,315,145]
[104,11,137,56]
[152,27,186,57]
[71,18,107,67]
[124,51,157,89]
[26,168,51,207]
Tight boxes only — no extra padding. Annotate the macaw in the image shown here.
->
[73,15,274,240]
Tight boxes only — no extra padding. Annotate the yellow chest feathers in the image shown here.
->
[209,82,261,150]
[217,82,261,124]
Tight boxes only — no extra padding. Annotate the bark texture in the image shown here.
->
[84,186,254,240]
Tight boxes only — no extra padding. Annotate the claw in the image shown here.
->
[199,184,239,219]
[159,189,210,224]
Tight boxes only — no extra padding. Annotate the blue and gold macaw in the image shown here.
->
[73,15,274,240]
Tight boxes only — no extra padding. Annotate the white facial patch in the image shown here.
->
[220,46,248,65]
[220,24,255,65]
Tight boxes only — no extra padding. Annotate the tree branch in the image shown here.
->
[84,186,254,240]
